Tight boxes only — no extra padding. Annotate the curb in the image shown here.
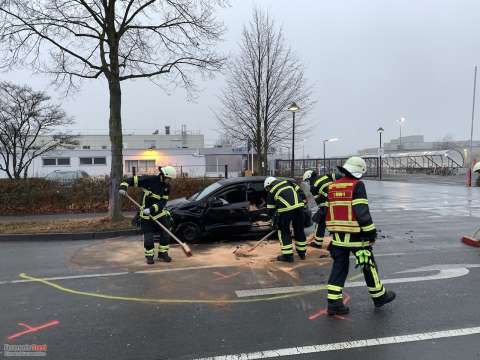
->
[0,229,141,242]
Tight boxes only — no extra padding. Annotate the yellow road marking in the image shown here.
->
[19,272,364,305]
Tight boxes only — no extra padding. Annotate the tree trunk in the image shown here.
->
[108,77,124,221]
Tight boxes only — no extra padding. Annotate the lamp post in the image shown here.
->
[323,138,338,173]
[397,117,405,149]
[288,102,300,177]
[377,127,384,180]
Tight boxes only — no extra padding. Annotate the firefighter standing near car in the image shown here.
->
[325,157,395,315]
[119,166,177,265]
[302,169,341,249]
[264,177,308,263]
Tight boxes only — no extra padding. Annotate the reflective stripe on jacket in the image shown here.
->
[267,180,305,214]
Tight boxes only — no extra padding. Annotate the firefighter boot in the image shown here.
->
[146,256,155,265]
[277,254,294,263]
[297,251,306,260]
[327,301,350,316]
[373,290,396,308]
[158,252,172,263]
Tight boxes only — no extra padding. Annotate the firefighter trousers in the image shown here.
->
[277,208,307,255]
[141,218,170,258]
[312,207,327,246]
[327,243,386,303]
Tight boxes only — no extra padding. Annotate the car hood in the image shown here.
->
[166,197,191,210]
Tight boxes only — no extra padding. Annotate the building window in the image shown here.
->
[42,158,70,166]
[125,160,156,174]
[42,158,56,166]
[82,145,91,149]
[80,157,107,165]
[101,146,107,150]
[57,158,70,165]
[94,157,106,165]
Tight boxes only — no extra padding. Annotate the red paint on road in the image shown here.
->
[213,271,241,281]
[8,320,59,340]
[308,292,351,321]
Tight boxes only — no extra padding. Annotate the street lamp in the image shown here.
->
[377,127,384,180]
[288,102,300,177]
[396,117,405,149]
[323,138,338,173]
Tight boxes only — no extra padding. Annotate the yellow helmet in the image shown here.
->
[341,156,367,179]
[160,166,177,179]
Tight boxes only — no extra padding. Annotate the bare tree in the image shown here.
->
[0,81,77,179]
[0,0,225,220]
[217,8,313,175]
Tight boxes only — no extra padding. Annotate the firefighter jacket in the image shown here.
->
[120,175,170,220]
[325,176,376,248]
[309,172,342,208]
[267,179,306,217]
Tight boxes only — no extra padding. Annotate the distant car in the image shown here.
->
[45,170,89,184]
[167,176,312,243]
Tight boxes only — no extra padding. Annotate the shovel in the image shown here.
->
[122,192,193,257]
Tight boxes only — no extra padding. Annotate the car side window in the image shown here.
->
[247,182,267,209]
[216,185,247,204]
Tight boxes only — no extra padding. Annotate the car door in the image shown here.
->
[203,184,251,236]
[247,181,270,225]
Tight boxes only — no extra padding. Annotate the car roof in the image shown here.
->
[217,176,295,185]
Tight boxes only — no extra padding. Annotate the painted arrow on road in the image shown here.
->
[235,264,480,298]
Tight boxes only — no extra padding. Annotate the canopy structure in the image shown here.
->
[382,150,464,175]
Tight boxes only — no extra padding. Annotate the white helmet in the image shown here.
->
[341,156,367,179]
[302,170,315,182]
[264,176,277,189]
[160,166,177,179]
[473,162,480,173]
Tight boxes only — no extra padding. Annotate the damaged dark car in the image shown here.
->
[167,176,312,243]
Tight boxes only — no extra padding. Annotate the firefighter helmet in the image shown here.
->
[302,169,317,182]
[160,166,177,179]
[264,176,277,189]
[340,157,367,179]
[473,162,480,173]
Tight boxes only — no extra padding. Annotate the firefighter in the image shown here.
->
[302,169,341,249]
[325,157,395,315]
[119,166,177,265]
[264,176,307,262]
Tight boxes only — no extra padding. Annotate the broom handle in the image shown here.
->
[123,192,188,248]
[249,229,277,251]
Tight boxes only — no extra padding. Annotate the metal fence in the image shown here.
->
[274,157,380,178]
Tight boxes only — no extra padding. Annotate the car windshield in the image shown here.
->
[194,182,223,201]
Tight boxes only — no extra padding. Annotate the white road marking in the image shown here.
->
[193,326,480,360]
[0,264,234,285]
[235,264,480,298]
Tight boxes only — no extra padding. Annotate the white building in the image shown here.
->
[37,126,204,151]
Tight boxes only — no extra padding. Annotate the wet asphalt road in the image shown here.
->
[1,180,480,360]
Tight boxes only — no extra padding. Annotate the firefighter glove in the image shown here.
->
[354,249,373,268]
[119,189,127,196]
[143,208,151,216]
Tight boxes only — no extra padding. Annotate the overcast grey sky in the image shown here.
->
[3,0,480,157]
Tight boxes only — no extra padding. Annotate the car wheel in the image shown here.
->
[177,222,201,243]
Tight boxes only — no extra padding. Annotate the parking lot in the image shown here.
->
[1,180,480,360]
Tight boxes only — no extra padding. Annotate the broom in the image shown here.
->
[233,229,277,256]
[122,192,193,257]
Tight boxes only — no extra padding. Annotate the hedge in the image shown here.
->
[0,177,217,215]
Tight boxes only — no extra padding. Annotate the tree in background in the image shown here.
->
[0,0,226,220]
[0,82,77,179]
[217,8,313,175]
